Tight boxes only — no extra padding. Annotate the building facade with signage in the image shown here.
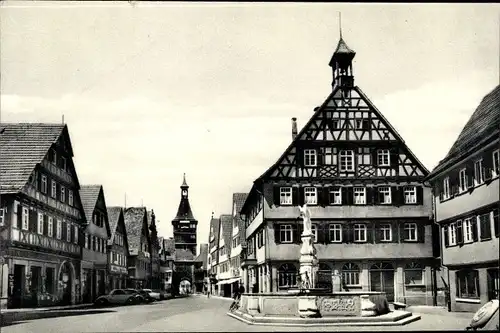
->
[79,185,111,302]
[239,35,440,306]
[425,85,499,312]
[106,206,130,290]
[124,207,151,289]
[0,123,86,308]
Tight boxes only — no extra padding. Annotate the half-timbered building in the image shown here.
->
[124,207,151,289]
[227,193,248,293]
[240,35,439,306]
[0,123,86,308]
[425,85,499,312]
[79,185,111,302]
[171,174,198,294]
[159,237,175,293]
[207,216,220,295]
[194,243,208,294]
[106,206,130,290]
[215,214,234,297]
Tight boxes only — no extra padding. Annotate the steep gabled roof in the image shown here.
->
[164,237,175,255]
[0,123,78,194]
[220,214,233,257]
[428,85,500,178]
[79,185,102,224]
[195,243,208,269]
[106,206,130,255]
[124,207,149,254]
[233,193,249,244]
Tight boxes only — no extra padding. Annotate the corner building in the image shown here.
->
[240,35,440,306]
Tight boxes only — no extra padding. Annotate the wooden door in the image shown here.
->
[370,263,395,302]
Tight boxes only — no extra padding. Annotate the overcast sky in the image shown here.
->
[1,2,499,253]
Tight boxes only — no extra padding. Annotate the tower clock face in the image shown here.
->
[182,189,188,196]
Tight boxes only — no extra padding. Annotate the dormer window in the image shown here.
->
[459,169,467,193]
[49,148,57,165]
[474,160,484,185]
[443,177,450,200]
[61,156,67,171]
[304,150,317,167]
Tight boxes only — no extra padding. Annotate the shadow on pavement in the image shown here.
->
[1,309,115,327]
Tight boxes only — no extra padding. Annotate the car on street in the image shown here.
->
[141,289,163,301]
[94,289,141,306]
[126,288,155,303]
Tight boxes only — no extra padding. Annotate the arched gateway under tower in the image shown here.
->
[171,174,198,294]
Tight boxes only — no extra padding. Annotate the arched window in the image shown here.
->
[311,224,318,243]
[278,264,298,289]
[370,262,394,271]
[404,262,424,286]
[317,263,332,292]
[318,263,331,271]
[342,263,360,286]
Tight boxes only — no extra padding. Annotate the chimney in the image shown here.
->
[314,106,320,112]
[291,117,298,140]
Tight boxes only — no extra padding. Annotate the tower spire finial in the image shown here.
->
[339,12,342,39]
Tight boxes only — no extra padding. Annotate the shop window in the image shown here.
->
[404,262,425,286]
[45,267,55,294]
[278,263,297,289]
[456,269,480,299]
[487,268,499,301]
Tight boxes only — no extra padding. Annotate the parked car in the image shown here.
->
[141,289,161,301]
[127,288,155,303]
[466,300,499,331]
[123,289,145,303]
[94,289,139,306]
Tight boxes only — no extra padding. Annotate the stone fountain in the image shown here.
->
[228,204,421,326]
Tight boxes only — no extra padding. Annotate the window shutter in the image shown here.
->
[373,187,380,205]
[316,224,324,244]
[366,187,373,205]
[346,187,354,205]
[342,224,350,243]
[371,148,378,166]
[367,223,374,243]
[292,187,299,205]
[296,148,304,167]
[494,209,499,237]
[37,173,42,192]
[480,214,492,240]
[399,223,404,243]
[273,187,281,207]
[317,149,323,167]
[391,186,400,206]
[323,224,330,244]
[53,219,57,237]
[292,224,300,244]
[62,221,67,241]
[483,156,493,180]
[471,218,478,242]
[417,224,425,243]
[390,149,399,168]
[443,226,449,247]
[298,187,305,206]
[341,187,348,205]
[416,186,424,205]
[323,186,330,206]
[43,215,48,236]
[374,223,382,243]
[392,222,399,243]
[456,222,463,245]
[317,187,324,206]
[70,225,75,243]
[17,205,22,229]
[466,166,474,188]
[56,183,61,201]
[29,210,37,232]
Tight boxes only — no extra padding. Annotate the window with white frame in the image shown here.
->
[304,187,318,205]
[403,223,418,241]
[459,168,467,192]
[403,186,417,204]
[405,262,425,285]
[474,160,484,185]
[66,223,71,242]
[442,177,450,199]
[41,175,47,194]
[463,218,474,243]
[448,222,457,246]
[353,224,367,242]
[342,263,360,286]
[280,224,293,243]
[22,207,29,230]
[377,149,390,167]
[74,225,79,244]
[37,213,44,234]
[329,187,342,205]
[51,180,57,198]
[68,190,73,206]
[380,224,392,241]
[311,224,318,242]
[379,186,392,204]
[0,208,4,225]
[493,150,500,177]
[329,224,342,242]
[48,217,53,237]
[280,187,292,205]
[56,220,62,239]
[339,150,355,172]
[456,269,480,299]
[353,187,366,205]
[304,150,317,167]
[60,186,65,203]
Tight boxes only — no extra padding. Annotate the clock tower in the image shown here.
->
[171,174,198,293]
